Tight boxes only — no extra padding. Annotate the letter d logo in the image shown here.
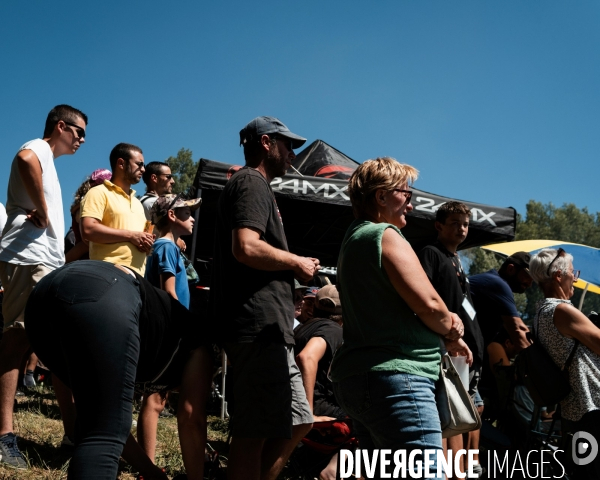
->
[572,431,599,466]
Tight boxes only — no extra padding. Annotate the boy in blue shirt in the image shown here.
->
[139,193,201,463]
[146,194,201,308]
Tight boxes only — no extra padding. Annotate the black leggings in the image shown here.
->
[26,260,142,480]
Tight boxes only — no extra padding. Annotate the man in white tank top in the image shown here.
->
[0,105,87,469]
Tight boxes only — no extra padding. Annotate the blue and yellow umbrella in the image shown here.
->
[481,240,600,308]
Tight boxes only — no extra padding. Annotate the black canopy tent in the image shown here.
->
[189,140,516,269]
[292,139,358,179]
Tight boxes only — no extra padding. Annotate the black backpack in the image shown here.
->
[514,316,578,407]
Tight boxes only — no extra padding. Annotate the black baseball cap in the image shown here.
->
[503,251,531,270]
[239,116,307,150]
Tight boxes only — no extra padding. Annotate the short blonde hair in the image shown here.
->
[347,157,419,218]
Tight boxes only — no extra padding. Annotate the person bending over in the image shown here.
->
[25,260,212,480]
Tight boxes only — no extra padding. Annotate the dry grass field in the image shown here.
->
[0,387,230,480]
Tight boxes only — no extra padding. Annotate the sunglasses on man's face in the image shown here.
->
[159,174,173,180]
[64,121,86,139]
[274,136,294,152]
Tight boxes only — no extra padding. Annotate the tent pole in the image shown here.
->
[578,283,590,311]
[289,165,304,176]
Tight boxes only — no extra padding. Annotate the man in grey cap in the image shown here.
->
[211,116,320,480]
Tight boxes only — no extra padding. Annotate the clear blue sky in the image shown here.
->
[2,1,599,226]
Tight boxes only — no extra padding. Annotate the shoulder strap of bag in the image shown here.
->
[139,193,154,206]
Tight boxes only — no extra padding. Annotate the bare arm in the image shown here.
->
[296,337,336,422]
[232,227,319,282]
[554,303,600,356]
[17,149,48,228]
[160,273,177,300]
[487,342,510,370]
[381,228,460,337]
[81,217,154,253]
[501,315,530,352]
[296,337,327,412]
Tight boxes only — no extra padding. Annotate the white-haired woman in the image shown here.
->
[330,157,472,480]
[529,248,600,478]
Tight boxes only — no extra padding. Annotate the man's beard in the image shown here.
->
[505,273,526,294]
[264,144,288,179]
[125,166,140,185]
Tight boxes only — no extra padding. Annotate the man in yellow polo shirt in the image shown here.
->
[81,143,154,275]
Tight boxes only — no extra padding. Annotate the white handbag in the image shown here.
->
[435,353,482,438]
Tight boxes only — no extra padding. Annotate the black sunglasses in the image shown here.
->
[547,248,565,276]
[392,189,413,203]
[63,121,86,139]
[272,136,294,151]
[158,174,173,180]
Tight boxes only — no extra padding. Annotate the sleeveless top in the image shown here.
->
[535,298,600,421]
[330,220,441,382]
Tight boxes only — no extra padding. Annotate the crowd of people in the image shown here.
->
[0,106,599,480]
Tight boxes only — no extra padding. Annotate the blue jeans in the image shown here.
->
[333,371,443,480]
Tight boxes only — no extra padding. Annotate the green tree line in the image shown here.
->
[165,148,199,195]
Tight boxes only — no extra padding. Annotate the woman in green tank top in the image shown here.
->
[330,157,472,479]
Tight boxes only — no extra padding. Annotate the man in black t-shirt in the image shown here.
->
[211,116,320,480]
[418,201,485,479]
